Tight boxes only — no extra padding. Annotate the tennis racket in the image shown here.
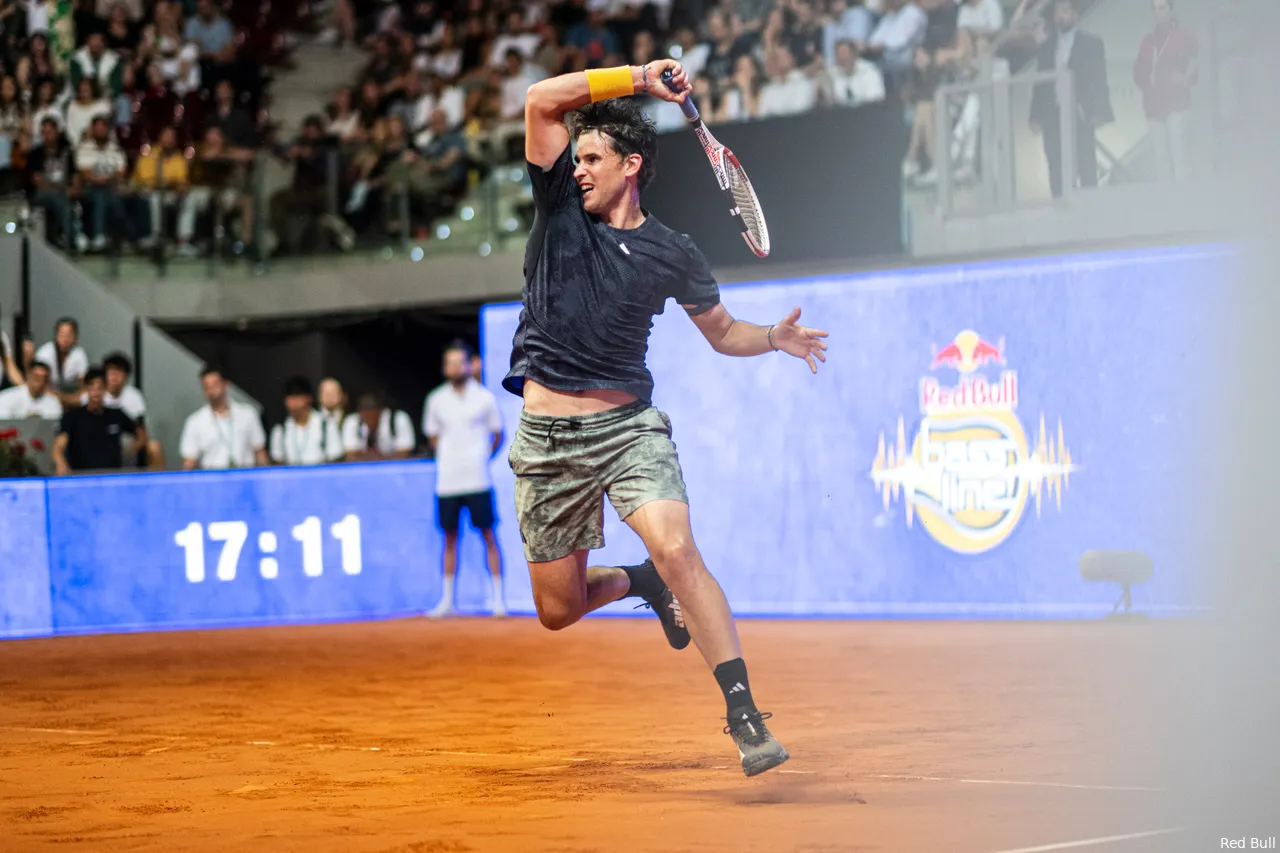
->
[660,69,770,258]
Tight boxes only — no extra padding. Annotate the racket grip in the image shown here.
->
[660,68,701,123]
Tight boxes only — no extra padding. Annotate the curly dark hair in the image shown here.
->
[568,97,658,192]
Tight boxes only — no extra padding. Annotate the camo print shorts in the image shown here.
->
[508,401,688,563]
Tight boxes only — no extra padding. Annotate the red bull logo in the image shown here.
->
[870,330,1078,554]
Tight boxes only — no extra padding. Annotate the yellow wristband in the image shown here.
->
[586,66,635,102]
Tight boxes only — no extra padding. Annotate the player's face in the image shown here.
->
[574,131,639,215]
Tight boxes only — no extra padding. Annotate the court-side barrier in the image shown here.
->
[1,243,1227,639]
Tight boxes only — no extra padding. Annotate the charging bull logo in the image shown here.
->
[870,330,1078,554]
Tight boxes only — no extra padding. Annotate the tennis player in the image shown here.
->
[505,58,828,777]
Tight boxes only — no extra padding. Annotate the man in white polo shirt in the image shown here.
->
[422,341,505,618]
[180,366,268,469]
[0,361,63,419]
[269,376,344,466]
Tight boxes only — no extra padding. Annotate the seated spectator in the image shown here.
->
[566,0,620,69]
[701,8,749,91]
[25,118,77,248]
[716,54,761,122]
[417,107,468,200]
[489,9,541,69]
[28,80,64,140]
[17,33,60,95]
[207,80,256,149]
[824,39,886,107]
[187,126,255,251]
[185,0,237,84]
[94,0,144,22]
[269,115,352,254]
[327,86,364,143]
[141,2,201,97]
[179,365,267,469]
[0,75,28,196]
[53,366,139,474]
[70,30,125,96]
[419,24,463,81]
[788,0,825,74]
[269,376,344,466]
[824,0,876,66]
[34,318,88,403]
[0,361,63,419]
[132,124,190,245]
[532,21,567,77]
[342,391,415,461]
[756,45,818,118]
[64,77,112,146]
[491,48,546,160]
[408,73,465,147]
[103,2,142,60]
[77,115,135,250]
[861,0,927,85]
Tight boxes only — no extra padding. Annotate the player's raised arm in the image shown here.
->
[524,60,688,170]
[688,304,830,374]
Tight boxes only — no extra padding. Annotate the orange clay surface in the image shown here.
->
[0,618,1183,852]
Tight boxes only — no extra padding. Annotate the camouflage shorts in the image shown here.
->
[508,402,688,563]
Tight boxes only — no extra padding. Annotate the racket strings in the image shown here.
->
[729,163,769,252]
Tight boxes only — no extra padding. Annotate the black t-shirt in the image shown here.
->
[60,405,136,471]
[503,146,720,403]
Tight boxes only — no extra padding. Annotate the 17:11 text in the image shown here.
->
[174,515,363,583]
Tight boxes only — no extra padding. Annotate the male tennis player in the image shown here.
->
[505,58,828,777]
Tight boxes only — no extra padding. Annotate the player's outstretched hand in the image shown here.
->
[773,307,829,374]
[642,59,689,103]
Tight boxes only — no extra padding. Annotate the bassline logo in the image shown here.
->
[869,329,1078,555]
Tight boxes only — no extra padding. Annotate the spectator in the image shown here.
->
[102,3,141,59]
[90,350,162,468]
[469,352,483,383]
[0,303,22,387]
[788,0,825,73]
[492,48,546,160]
[408,73,465,147]
[0,361,62,419]
[566,0,620,69]
[188,126,255,251]
[327,85,363,141]
[52,366,139,474]
[94,0,143,22]
[268,376,344,466]
[1030,0,1113,197]
[77,115,134,250]
[957,0,1005,39]
[668,26,708,80]
[825,39,886,107]
[64,77,111,146]
[179,365,267,469]
[701,8,748,88]
[269,114,352,254]
[207,79,256,149]
[317,376,348,431]
[25,117,77,249]
[16,32,58,96]
[824,0,875,66]
[1134,0,1197,181]
[185,0,236,81]
[342,391,415,461]
[0,75,28,195]
[27,79,63,138]
[715,54,760,121]
[488,8,540,68]
[533,21,567,77]
[70,30,124,96]
[756,45,817,118]
[132,124,190,247]
[422,341,505,619]
[861,0,927,84]
[34,317,88,402]
[421,24,462,80]
[417,107,468,201]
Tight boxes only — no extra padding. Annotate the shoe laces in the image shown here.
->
[724,710,773,746]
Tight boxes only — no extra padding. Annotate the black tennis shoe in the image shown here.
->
[631,559,691,650]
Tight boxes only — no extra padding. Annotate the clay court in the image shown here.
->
[0,619,1187,852]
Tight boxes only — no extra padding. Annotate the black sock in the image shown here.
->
[620,559,664,601]
[714,658,758,718]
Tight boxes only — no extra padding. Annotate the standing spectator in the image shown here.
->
[1030,0,1113,197]
[76,115,133,250]
[52,367,139,474]
[94,350,161,468]
[25,118,76,249]
[342,391,415,461]
[825,39,886,107]
[1134,0,1197,181]
[469,352,483,383]
[756,45,817,118]
[317,376,348,432]
[268,376,344,466]
[422,341,505,619]
[69,29,124,96]
[179,365,268,469]
[34,317,88,402]
[0,361,62,419]
[566,0,620,69]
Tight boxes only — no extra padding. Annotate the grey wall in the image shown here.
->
[1,236,23,340]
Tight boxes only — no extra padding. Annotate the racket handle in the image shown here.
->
[660,68,701,123]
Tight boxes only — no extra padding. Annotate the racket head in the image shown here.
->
[724,150,770,258]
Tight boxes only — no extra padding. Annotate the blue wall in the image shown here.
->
[0,244,1226,639]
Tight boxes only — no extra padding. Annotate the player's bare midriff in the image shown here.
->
[522,379,638,417]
